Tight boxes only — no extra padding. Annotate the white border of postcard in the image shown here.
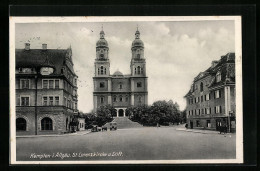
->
[10,16,243,164]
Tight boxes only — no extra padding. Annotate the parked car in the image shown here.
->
[110,122,117,131]
[102,126,107,131]
[91,125,98,132]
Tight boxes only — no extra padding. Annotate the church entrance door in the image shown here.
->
[119,109,124,117]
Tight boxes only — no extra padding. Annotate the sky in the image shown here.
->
[15,20,235,112]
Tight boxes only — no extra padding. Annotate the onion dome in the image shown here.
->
[113,70,124,77]
[132,29,144,48]
[96,30,108,47]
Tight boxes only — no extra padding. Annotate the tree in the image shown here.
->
[96,105,115,126]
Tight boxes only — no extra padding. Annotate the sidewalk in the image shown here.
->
[176,128,233,135]
[16,130,91,138]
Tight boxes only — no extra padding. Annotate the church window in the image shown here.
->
[137,54,140,58]
[100,82,105,88]
[119,96,123,102]
[137,66,141,74]
[216,72,221,82]
[135,68,137,74]
[113,96,117,102]
[100,66,104,75]
[119,83,122,89]
[125,96,128,102]
[98,68,100,75]
[100,96,104,103]
[137,82,142,87]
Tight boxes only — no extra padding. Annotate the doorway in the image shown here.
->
[119,109,124,117]
[190,121,193,129]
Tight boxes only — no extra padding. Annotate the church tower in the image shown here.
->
[130,28,148,106]
[93,29,112,111]
[95,29,110,76]
[130,28,146,76]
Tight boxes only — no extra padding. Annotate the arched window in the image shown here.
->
[100,66,104,75]
[119,95,123,102]
[135,68,137,74]
[41,117,53,130]
[200,82,203,92]
[98,68,100,75]
[216,72,221,82]
[100,96,104,103]
[137,66,141,74]
[16,118,26,131]
[104,68,106,74]
[137,54,140,58]
[113,96,117,102]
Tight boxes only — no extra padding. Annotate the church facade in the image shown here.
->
[93,29,148,117]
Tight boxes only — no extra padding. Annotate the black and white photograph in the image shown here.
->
[9,16,243,164]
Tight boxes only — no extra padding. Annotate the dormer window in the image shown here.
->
[216,72,221,82]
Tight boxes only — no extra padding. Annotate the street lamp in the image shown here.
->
[228,111,233,133]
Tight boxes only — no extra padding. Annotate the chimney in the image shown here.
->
[42,43,47,50]
[25,43,30,50]
[211,60,218,68]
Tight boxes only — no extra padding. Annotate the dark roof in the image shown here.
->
[16,48,74,75]
[185,52,235,96]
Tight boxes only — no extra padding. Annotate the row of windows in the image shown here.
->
[43,79,60,89]
[42,96,60,106]
[99,96,142,103]
[16,117,53,131]
[188,106,222,116]
[189,90,221,105]
[19,79,76,92]
[134,66,143,75]
[99,82,142,88]
[18,96,77,110]
[98,66,107,75]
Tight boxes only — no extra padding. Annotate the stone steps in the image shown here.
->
[103,117,142,129]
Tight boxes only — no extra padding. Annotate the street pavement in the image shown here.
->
[16,126,236,161]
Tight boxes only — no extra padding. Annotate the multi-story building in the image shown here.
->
[15,43,78,135]
[184,53,236,132]
[93,28,148,117]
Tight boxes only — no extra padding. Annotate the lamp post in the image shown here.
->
[229,111,234,133]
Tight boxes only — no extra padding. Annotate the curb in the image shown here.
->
[176,128,232,135]
[16,131,91,138]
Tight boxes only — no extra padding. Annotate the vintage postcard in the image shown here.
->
[10,16,243,164]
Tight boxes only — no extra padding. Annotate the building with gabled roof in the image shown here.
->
[15,43,79,135]
[93,28,148,117]
[184,53,236,132]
